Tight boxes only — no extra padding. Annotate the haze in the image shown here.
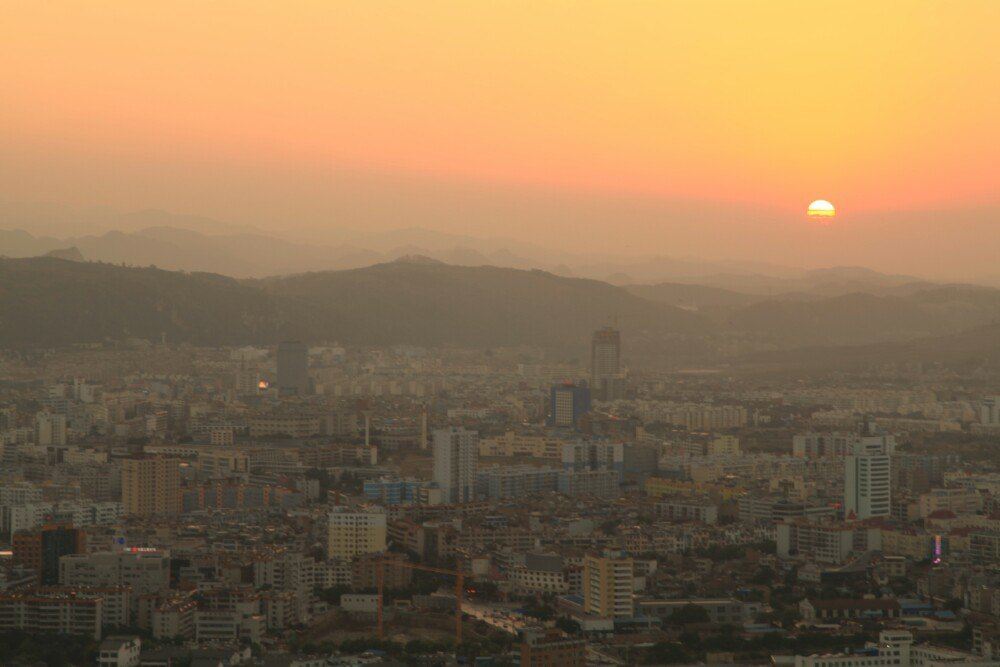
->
[1,1,998,280]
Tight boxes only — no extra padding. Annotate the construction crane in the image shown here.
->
[376,558,465,644]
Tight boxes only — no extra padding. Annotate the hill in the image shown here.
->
[735,322,1000,375]
[624,282,759,311]
[0,257,707,351]
[724,286,1000,347]
[255,258,709,351]
[0,258,316,347]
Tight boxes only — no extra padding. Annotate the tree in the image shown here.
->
[556,617,581,634]
[669,603,711,625]
[645,642,693,664]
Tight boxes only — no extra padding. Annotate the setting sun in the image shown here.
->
[807,200,836,218]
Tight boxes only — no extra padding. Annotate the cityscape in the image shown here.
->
[2,2,999,666]
[0,329,998,666]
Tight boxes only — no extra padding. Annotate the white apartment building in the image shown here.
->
[777,520,882,564]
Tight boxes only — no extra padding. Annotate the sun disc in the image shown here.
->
[807,199,835,217]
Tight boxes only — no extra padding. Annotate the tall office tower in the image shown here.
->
[276,341,309,396]
[548,381,591,428]
[121,456,180,517]
[590,327,624,401]
[34,411,67,446]
[327,506,387,560]
[583,551,634,618]
[433,427,479,504]
[844,439,891,520]
[12,525,87,585]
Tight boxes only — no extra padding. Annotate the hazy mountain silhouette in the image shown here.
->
[0,257,707,351]
[736,321,1000,374]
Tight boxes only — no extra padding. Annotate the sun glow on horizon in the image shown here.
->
[807,199,836,219]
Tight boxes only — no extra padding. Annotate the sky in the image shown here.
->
[1,1,998,278]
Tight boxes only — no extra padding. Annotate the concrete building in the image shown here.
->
[777,520,881,564]
[12,525,87,585]
[248,413,321,438]
[151,597,197,640]
[510,554,569,595]
[520,628,586,667]
[0,589,103,639]
[557,469,620,497]
[477,466,558,500]
[790,630,1000,667]
[276,341,309,396]
[794,432,896,459]
[981,396,1000,426]
[433,427,478,503]
[561,441,623,474]
[845,440,892,519]
[549,382,591,428]
[327,507,387,560]
[34,412,68,447]
[97,635,141,667]
[707,435,740,456]
[121,457,180,517]
[583,551,633,618]
[591,327,625,402]
[656,497,719,524]
[738,495,837,524]
[59,550,171,609]
[637,598,761,625]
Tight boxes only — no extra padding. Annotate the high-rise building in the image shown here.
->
[13,524,87,585]
[548,382,591,428]
[590,327,624,401]
[433,427,479,504]
[327,507,387,560]
[121,456,180,517]
[276,341,309,396]
[845,439,891,520]
[583,551,634,618]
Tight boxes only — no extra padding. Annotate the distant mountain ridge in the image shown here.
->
[1,256,998,368]
[4,210,975,291]
[0,257,707,352]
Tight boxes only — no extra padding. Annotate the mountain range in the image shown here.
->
[0,256,705,354]
[1,254,998,373]
[2,208,956,290]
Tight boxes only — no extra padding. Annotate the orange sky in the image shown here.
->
[1,2,998,273]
